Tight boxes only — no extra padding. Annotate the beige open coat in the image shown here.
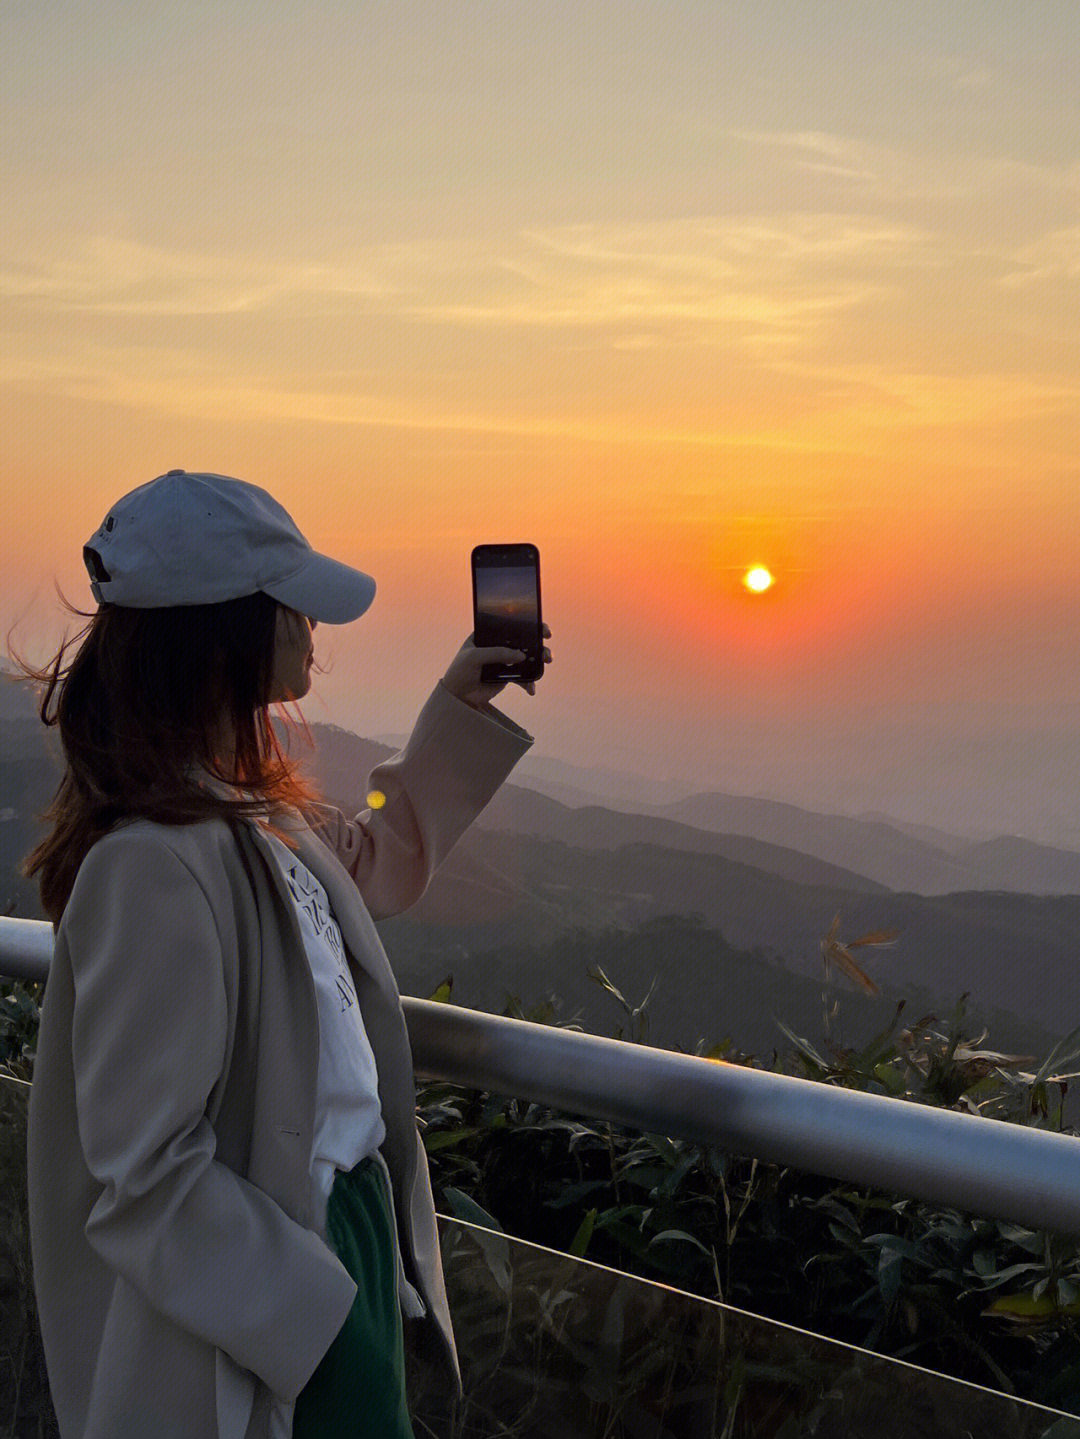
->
[27,679,533,1438]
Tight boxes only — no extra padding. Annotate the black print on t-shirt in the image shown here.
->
[283,859,356,1013]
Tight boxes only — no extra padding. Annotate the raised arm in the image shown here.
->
[305,676,534,920]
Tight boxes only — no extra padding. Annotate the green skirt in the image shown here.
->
[292,1154,416,1439]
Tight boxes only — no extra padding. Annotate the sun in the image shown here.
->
[742,566,775,594]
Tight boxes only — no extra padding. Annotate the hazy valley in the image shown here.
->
[2,676,1076,1090]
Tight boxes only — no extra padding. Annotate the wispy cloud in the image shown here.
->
[0,235,418,315]
[1,341,753,449]
[727,128,1079,205]
[762,359,1080,453]
[1,216,932,347]
[996,226,1080,286]
[923,53,996,93]
[3,213,1074,461]
[396,217,933,350]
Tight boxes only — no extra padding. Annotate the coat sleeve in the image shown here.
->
[304,679,534,921]
[65,833,358,1403]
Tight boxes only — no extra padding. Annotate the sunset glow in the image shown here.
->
[3,3,1080,842]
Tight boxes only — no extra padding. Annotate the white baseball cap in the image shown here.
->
[83,470,376,623]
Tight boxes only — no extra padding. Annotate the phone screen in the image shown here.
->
[474,563,539,649]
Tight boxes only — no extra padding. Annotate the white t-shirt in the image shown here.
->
[254,821,426,1437]
[259,823,388,1229]
[204,795,426,1439]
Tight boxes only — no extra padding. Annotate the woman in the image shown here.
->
[17,470,552,1438]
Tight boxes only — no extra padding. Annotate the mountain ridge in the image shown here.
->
[2,710,1078,1062]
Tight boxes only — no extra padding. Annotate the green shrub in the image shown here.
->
[2,960,1078,1423]
[414,971,1080,1416]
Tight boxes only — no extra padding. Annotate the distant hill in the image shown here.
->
[0,668,44,724]
[3,706,1079,1065]
[855,811,973,855]
[378,910,1068,1121]
[371,826,1080,1043]
[376,734,1080,900]
[475,792,888,895]
[955,835,1080,894]
[0,716,64,917]
[645,792,971,893]
[278,719,396,814]
[641,791,1080,898]
[374,738,702,813]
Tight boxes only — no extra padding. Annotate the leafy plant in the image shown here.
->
[1,955,1078,1429]
[413,973,1080,1418]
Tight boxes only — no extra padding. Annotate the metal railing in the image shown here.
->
[4,915,1079,1236]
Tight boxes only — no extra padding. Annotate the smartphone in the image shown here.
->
[471,544,545,685]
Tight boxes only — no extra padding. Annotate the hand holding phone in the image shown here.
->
[471,544,545,686]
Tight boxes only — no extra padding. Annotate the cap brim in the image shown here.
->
[261,550,376,624]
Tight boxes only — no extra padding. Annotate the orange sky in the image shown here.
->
[3,3,1079,842]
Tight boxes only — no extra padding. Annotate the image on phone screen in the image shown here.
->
[474,564,538,650]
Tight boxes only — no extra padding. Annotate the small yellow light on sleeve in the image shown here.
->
[366,789,386,809]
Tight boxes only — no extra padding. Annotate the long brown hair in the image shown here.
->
[5,587,327,930]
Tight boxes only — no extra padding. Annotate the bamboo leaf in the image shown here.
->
[569,1207,597,1258]
[985,1290,1080,1319]
[422,1126,479,1152]
[441,1186,504,1232]
[586,962,629,1011]
[847,928,900,949]
[775,1018,829,1071]
[1033,1023,1080,1085]
[648,1228,713,1257]
[826,943,880,994]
